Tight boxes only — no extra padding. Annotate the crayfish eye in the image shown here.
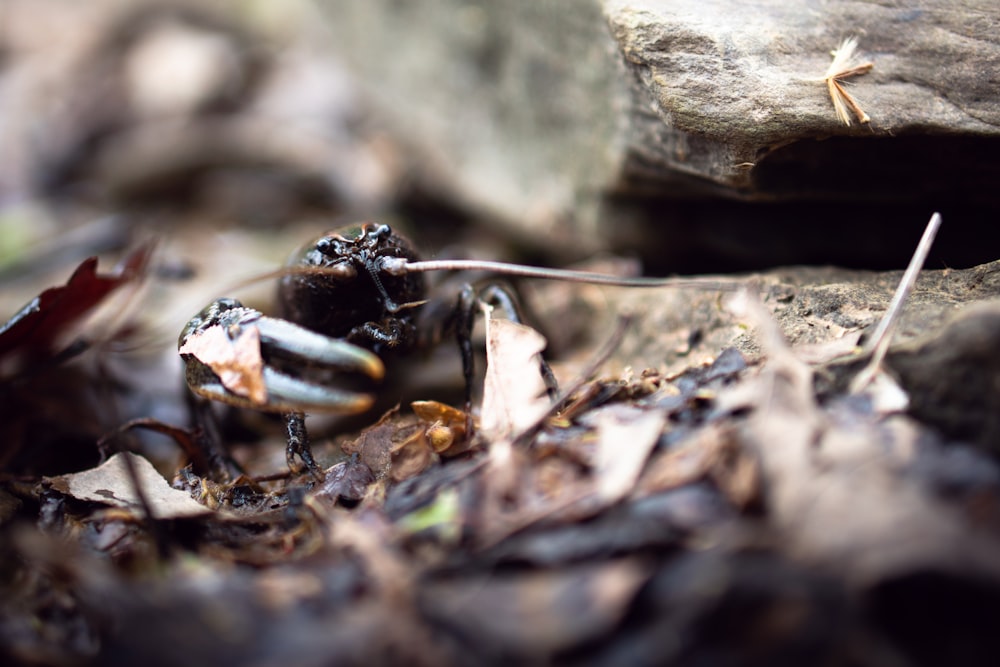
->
[315,237,336,256]
[367,223,391,244]
[214,297,241,312]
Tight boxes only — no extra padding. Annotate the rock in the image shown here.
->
[527,257,1000,448]
[531,258,999,374]
[317,0,1000,262]
[889,300,1000,452]
[318,0,627,252]
[604,0,1000,194]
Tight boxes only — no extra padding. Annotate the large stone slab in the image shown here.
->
[317,0,1000,256]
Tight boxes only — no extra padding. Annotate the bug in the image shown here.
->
[179,222,733,477]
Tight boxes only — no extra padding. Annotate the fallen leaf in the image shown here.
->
[390,428,435,482]
[637,422,760,509]
[726,289,987,580]
[314,458,376,505]
[706,430,760,509]
[396,487,462,543]
[47,452,211,518]
[792,330,863,365]
[178,323,267,404]
[480,314,551,441]
[593,406,667,503]
[411,400,472,455]
[0,243,153,360]
[342,406,401,477]
[638,427,723,495]
[419,559,649,654]
[411,400,466,425]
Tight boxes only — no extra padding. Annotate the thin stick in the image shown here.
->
[852,212,942,391]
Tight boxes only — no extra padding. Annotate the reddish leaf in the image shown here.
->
[0,244,153,360]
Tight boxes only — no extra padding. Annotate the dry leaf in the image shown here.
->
[390,430,436,483]
[480,315,551,441]
[341,407,401,477]
[178,323,267,404]
[314,458,376,505]
[593,406,667,503]
[706,431,760,509]
[0,243,154,361]
[725,289,978,579]
[638,425,724,495]
[412,400,472,455]
[420,560,649,654]
[48,452,211,518]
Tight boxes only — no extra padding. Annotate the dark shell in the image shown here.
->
[276,223,426,356]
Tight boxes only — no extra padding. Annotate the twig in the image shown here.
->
[851,212,943,393]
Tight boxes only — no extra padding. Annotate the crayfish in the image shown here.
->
[179,222,730,477]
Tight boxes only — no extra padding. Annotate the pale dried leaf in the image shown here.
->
[480,314,550,440]
[727,290,991,580]
[421,559,650,653]
[390,430,435,482]
[638,423,726,494]
[179,323,267,404]
[708,432,761,509]
[593,406,667,503]
[48,452,211,518]
[857,369,909,414]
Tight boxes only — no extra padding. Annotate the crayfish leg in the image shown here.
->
[284,411,322,479]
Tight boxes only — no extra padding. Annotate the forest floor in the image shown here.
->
[3,3,1000,666]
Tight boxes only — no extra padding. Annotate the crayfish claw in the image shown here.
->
[255,317,384,381]
[179,299,384,415]
[260,366,376,413]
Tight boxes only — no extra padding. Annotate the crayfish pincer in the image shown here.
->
[180,221,735,478]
